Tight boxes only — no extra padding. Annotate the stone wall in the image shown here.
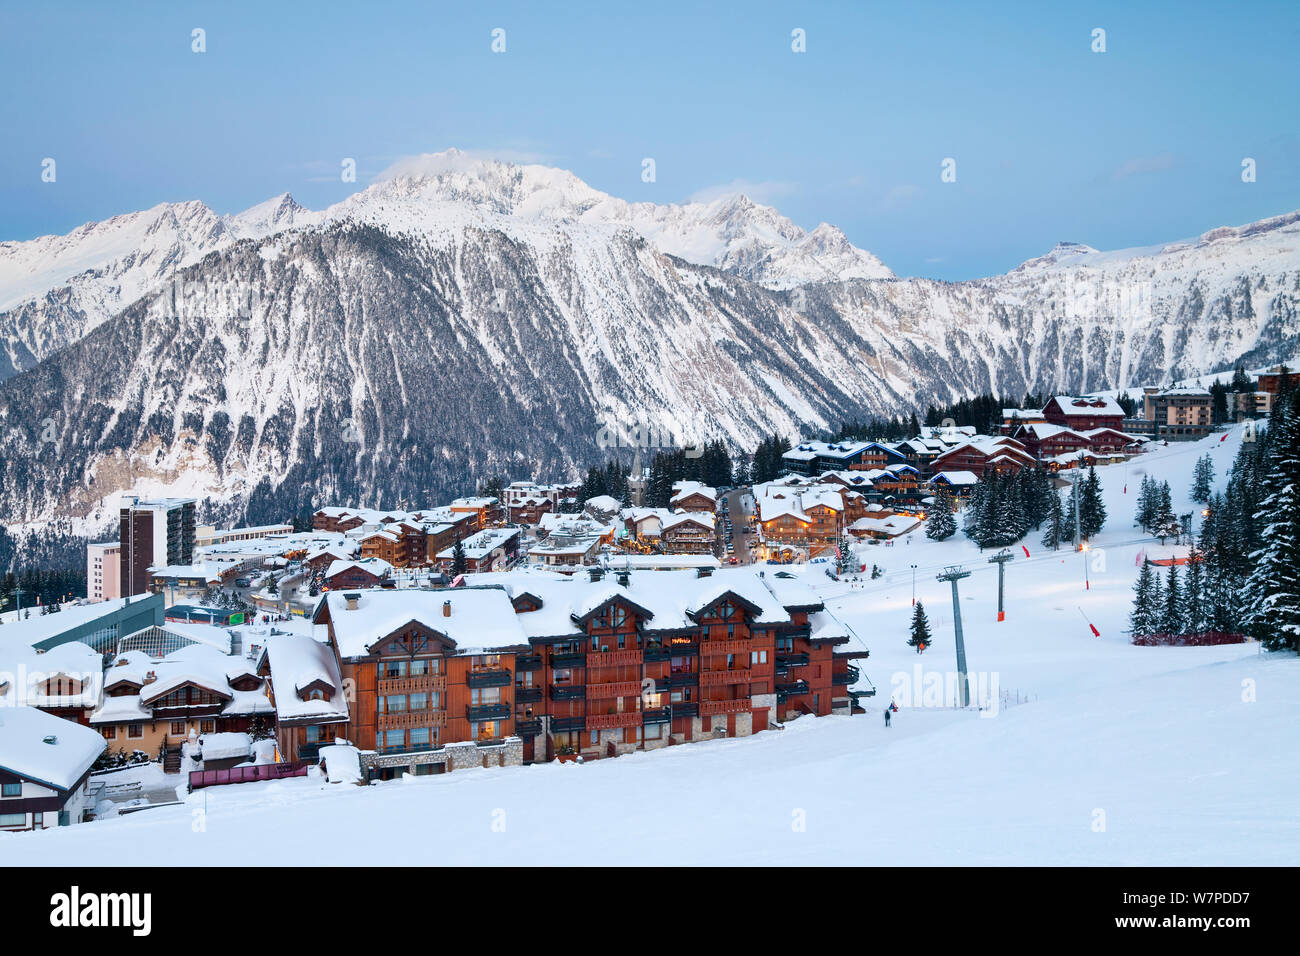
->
[360,736,523,776]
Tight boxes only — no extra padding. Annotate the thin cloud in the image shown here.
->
[884,184,923,208]
[1110,153,1177,181]
[376,147,554,181]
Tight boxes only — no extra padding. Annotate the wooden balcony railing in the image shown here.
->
[586,680,643,700]
[701,639,752,656]
[377,675,446,696]
[587,649,641,668]
[586,712,640,730]
[377,709,447,731]
[700,668,751,687]
[700,698,750,716]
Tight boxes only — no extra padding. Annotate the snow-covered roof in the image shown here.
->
[670,481,717,505]
[92,644,272,723]
[0,594,156,649]
[471,566,830,641]
[663,511,715,532]
[849,514,922,537]
[325,558,393,580]
[319,743,363,784]
[0,706,105,792]
[782,440,872,461]
[0,641,102,709]
[582,494,622,514]
[263,633,350,723]
[197,731,252,761]
[1049,395,1125,417]
[1016,422,1089,442]
[323,588,530,657]
[436,528,520,560]
[755,486,844,522]
[450,496,499,509]
[929,470,980,486]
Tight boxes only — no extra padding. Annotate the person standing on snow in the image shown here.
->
[884,707,891,728]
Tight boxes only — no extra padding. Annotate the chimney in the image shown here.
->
[344,592,360,611]
[696,567,713,578]
[43,735,58,745]
[616,571,630,587]
[588,568,604,582]
[143,671,157,684]
[442,600,451,617]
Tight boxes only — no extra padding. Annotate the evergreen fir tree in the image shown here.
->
[1242,390,1300,651]
[1130,559,1160,638]
[451,540,467,577]
[907,601,933,651]
[1078,466,1107,539]
[1190,453,1215,503]
[1136,475,1157,532]
[1159,563,1184,637]
[1041,490,1066,550]
[1184,548,1206,636]
[925,488,957,541]
[963,478,990,546]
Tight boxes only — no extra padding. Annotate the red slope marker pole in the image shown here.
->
[1077,606,1101,637]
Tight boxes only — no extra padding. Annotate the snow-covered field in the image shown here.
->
[4,425,1296,866]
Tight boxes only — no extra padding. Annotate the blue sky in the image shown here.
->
[1,1,1297,279]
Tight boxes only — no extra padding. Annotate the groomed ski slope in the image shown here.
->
[5,424,1296,866]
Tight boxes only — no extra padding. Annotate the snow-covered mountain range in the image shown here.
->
[0,149,1297,527]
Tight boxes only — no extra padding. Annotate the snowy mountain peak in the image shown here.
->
[229,192,314,233]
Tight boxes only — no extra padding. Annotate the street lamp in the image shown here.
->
[910,564,918,605]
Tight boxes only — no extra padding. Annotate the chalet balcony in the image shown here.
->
[700,668,751,687]
[466,703,511,721]
[550,684,587,701]
[514,718,543,737]
[775,680,810,700]
[551,715,586,733]
[831,664,861,686]
[467,668,512,689]
[516,654,543,672]
[586,711,640,731]
[666,643,699,657]
[781,624,812,640]
[587,649,641,668]
[378,710,446,731]
[643,646,671,663]
[775,652,810,668]
[551,651,587,668]
[702,639,751,656]
[586,680,643,700]
[700,698,750,716]
[378,674,446,696]
[641,707,671,724]
[671,702,700,719]
[667,672,699,688]
[514,686,543,703]
[849,676,877,698]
